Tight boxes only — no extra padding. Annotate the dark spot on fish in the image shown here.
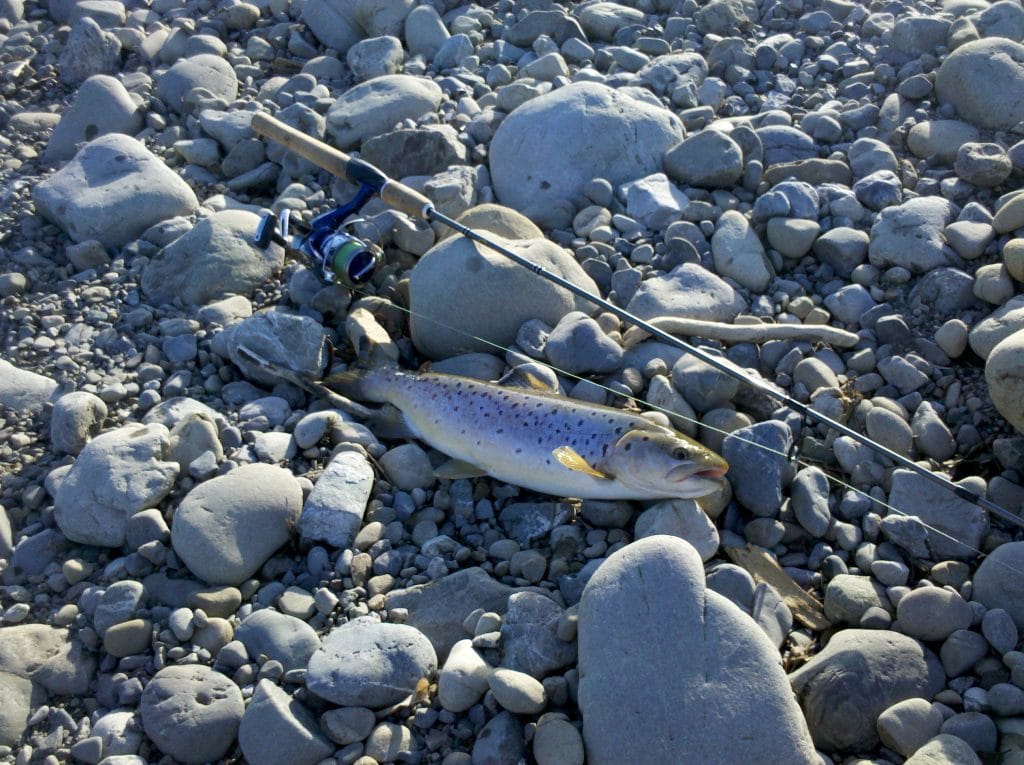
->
[624,442,633,452]
[516,448,523,454]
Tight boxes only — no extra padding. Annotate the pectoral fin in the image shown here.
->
[435,459,488,480]
[552,446,611,479]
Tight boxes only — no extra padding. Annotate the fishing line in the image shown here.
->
[339,281,1021,572]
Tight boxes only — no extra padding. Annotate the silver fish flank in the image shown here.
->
[327,367,729,500]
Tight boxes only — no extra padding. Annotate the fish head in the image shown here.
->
[604,428,729,498]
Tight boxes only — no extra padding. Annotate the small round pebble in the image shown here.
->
[487,668,547,714]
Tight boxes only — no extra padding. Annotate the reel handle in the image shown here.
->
[251,112,434,221]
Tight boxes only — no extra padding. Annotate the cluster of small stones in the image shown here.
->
[2,0,1024,763]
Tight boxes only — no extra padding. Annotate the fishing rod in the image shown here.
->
[249,111,1024,531]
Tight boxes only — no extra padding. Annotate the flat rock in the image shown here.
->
[868,197,960,273]
[0,625,95,696]
[44,74,143,163]
[385,567,519,660]
[490,82,684,228]
[238,680,334,765]
[325,74,441,148]
[789,628,945,752]
[234,609,321,672]
[224,308,329,387]
[33,133,199,248]
[142,210,284,306]
[409,234,599,360]
[0,359,57,413]
[297,449,374,548]
[306,616,437,707]
[140,665,244,764]
[578,536,817,764]
[54,423,178,547]
[170,464,303,585]
[887,469,989,561]
[626,263,748,323]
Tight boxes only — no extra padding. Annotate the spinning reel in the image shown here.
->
[254,182,382,289]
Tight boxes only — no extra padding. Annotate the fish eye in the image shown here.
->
[671,446,689,460]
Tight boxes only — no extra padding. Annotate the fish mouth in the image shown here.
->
[693,465,728,480]
[666,462,729,482]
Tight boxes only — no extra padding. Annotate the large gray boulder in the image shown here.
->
[325,74,442,148]
[33,133,199,248]
[409,232,599,360]
[489,82,684,228]
[170,464,303,585]
[578,536,818,764]
[141,210,283,306]
[935,37,1024,130]
[302,0,414,54]
[789,629,945,752]
[54,423,178,547]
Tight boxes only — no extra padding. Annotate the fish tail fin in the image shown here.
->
[321,365,394,404]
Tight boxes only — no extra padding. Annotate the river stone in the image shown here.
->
[868,197,960,273]
[490,82,684,228]
[789,629,945,752]
[385,567,519,660]
[50,391,108,455]
[721,421,794,517]
[140,665,244,764]
[664,129,744,188]
[985,328,1024,434]
[306,616,437,707]
[325,74,442,148]
[224,308,329,387]
[156,54,238,114]
[58,16,120,86]
[409,234,599,360]
[44,74,143,162]
[438,639,492,712]
[877,697,945,757]
[904,734,982,765]
[33,133,199,248]
[298,449,374,548]
[935,37,1024,130]
[141,210,284,306]
[969,295,1024,359]
[0,625,95,696]
[578,536,817,764]
[887,469,989,561]
[54,423,178,547]
[303,0,414,54]
[234,609,321,672]
[0,671,39,747]
[0,359,57,413]
[973,541,1024,628]
[906,120,980,164]
[239,680,334,765]
[171,464,303,585]
[626,263,748,323]
[711,209,775,293]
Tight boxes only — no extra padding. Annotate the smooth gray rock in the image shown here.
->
[973,541,1024,628]
[404,4,449,58]
[326,74,441,148]
[543,311,623,375]
[789,629,945,752]
[711,209,774,292]
[140,665,244,764]
[634,498,719,561]
[50,391,107,455]
[896,587,974,642]
[824,574,892,625]
[721,421,794,517]
[981,608,1018,655]
[0,625,95,696]
[471,711,526,765]
[156,54,238,114]
[385,567,519,660]
[224,308,329,387]
[578,536,817,764]
[868,197,960,274]
[664,130,743,188]
[54,423,178,547]
[234,610,321,672]
[935,37,1024,130]
[239,680,334,765]
[986,328,1024,434]
[490,82,684,228]
[409,233,598,360]
[297,449,374,548]
[306,616,437,708]
[620,173,689,230]
[141,210,284,306]
[0,671,40,747]
[45,74,143,162]
[907,120,980,164]
[969,294,1024,359]
[360,124,468,179]
[499,591,576,678]
[171,464,303,585]
[33,133,199,248]
[0,359,57,413]
[438,639,491,712]
[93,579,145,637]
[670,352,741,413]
[877,697,944,757]
[626,263,748,323]
[904,733,981,764]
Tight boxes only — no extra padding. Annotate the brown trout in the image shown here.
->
[326,367,729,500]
